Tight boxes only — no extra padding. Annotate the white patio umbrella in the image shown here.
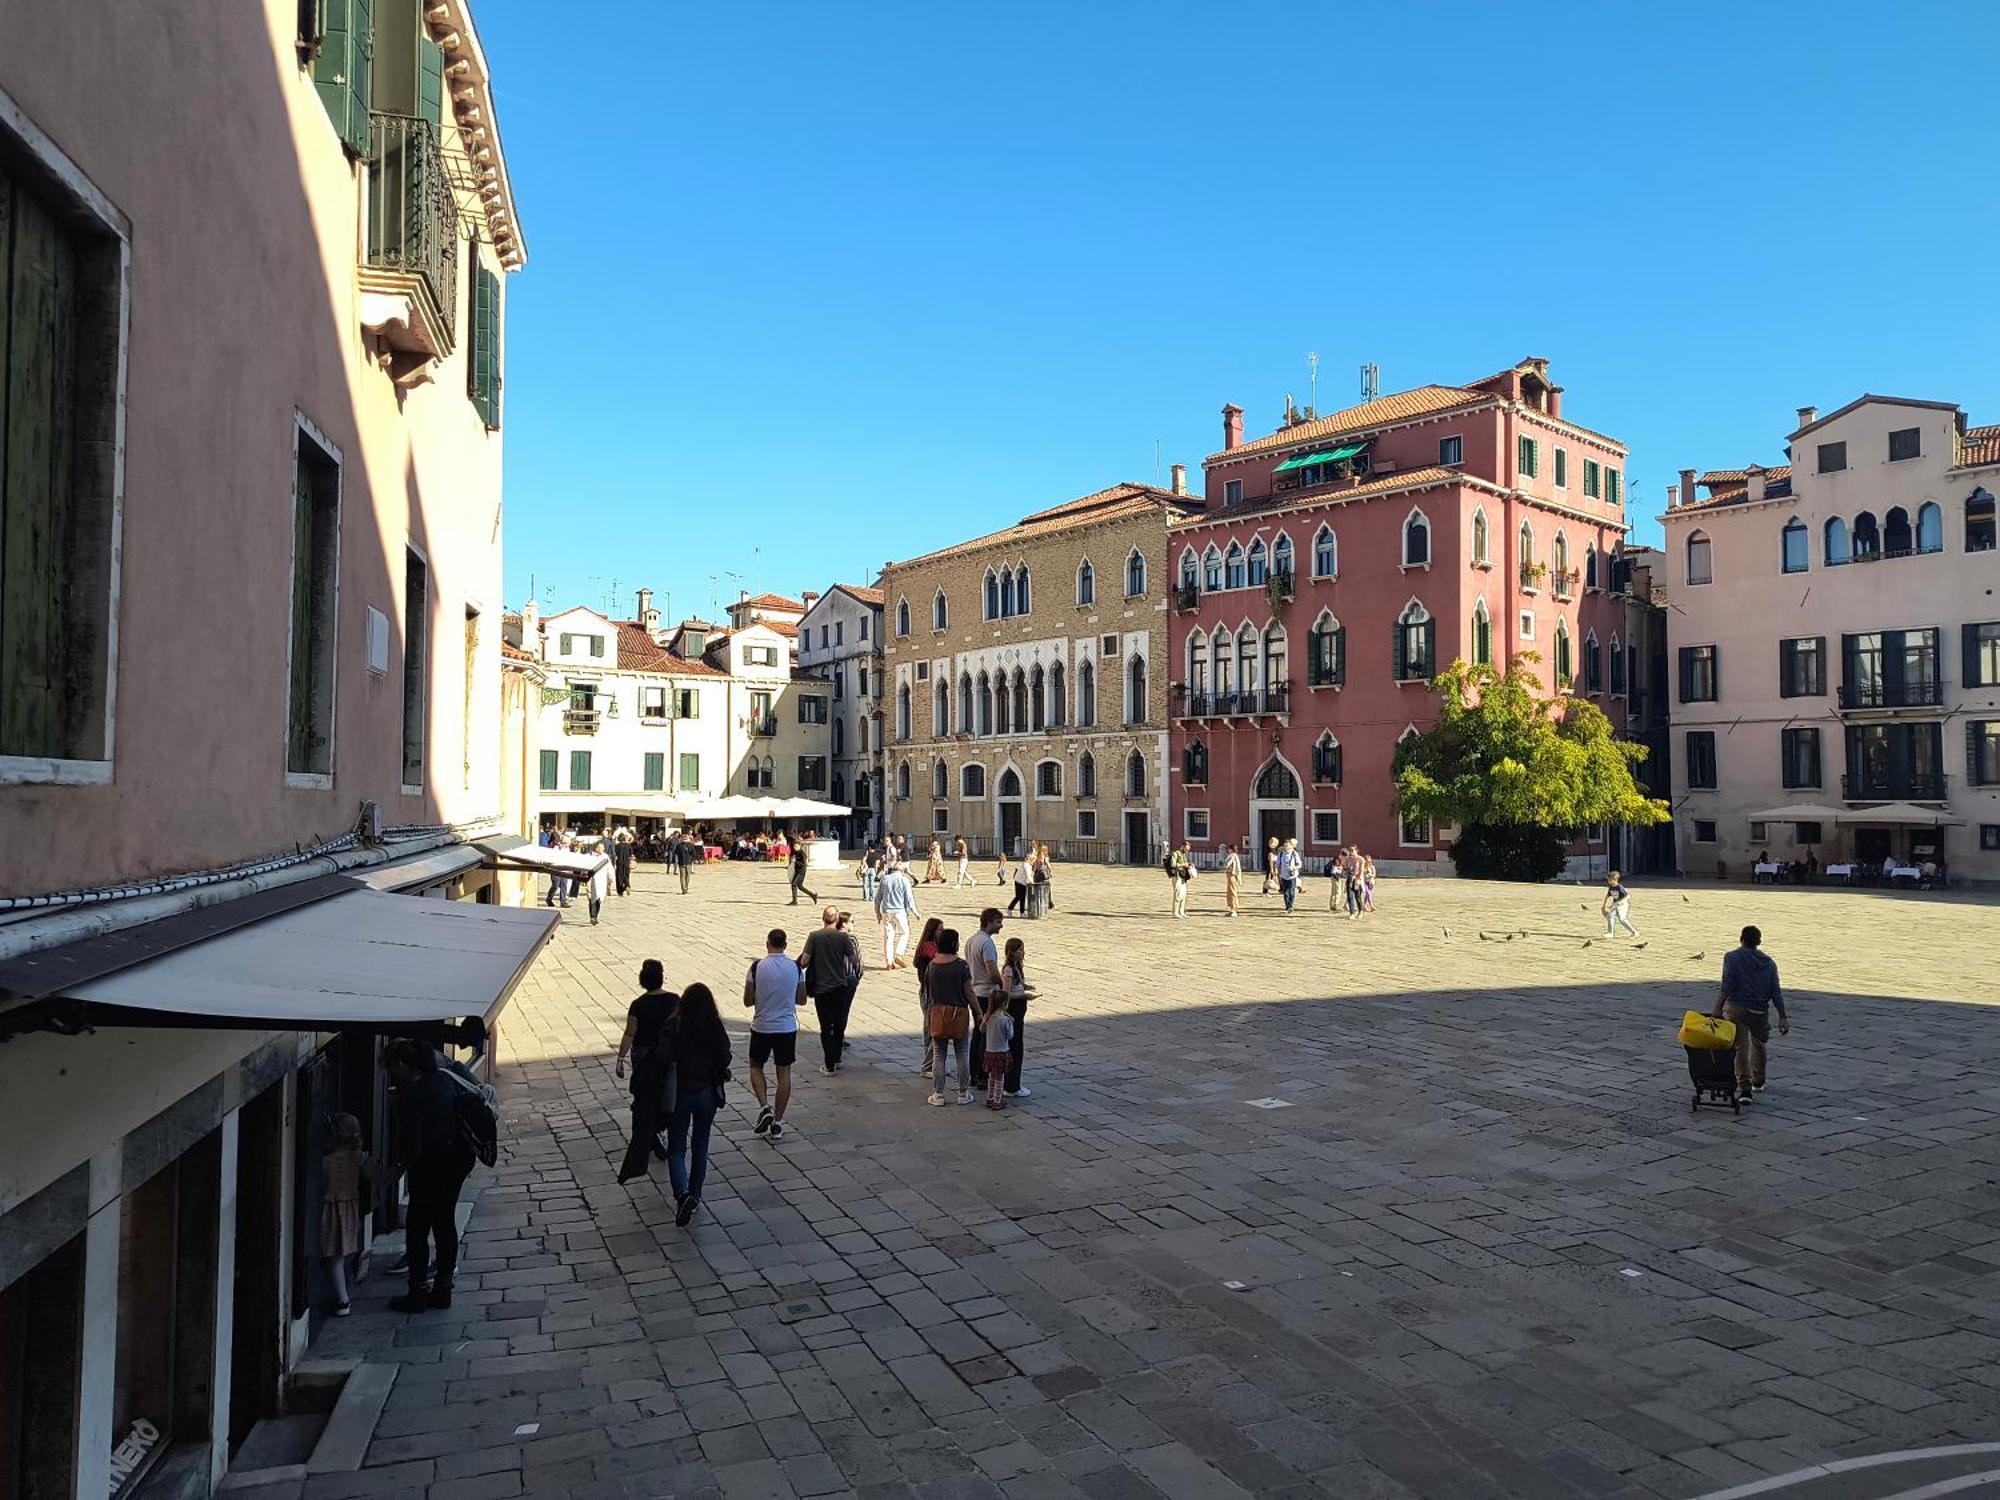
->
[767,796,853,819]
[1746,803,1848,824]
[1836,802,1959,826]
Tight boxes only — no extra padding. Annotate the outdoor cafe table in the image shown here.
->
[1825,863,1855,880]
[1754,862,1784,882]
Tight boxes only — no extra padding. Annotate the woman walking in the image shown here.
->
[1007,851,1031,914]
[1222,844,1241,917]
[1261,836,1278,896]
[615,959,679,1183]
[1168,842,1193,918]
[914,916,943,1077]
[924,928,976,1106]
[1342,847,1364,920]
[318,1113,378,1317]
[925,839,946,884]
[954,835,972,886]
[1033,843,1054,912]
[1361,854,1377,913]
[661,983,733,1226]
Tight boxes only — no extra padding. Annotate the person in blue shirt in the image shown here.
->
[1711,925,1790,1103]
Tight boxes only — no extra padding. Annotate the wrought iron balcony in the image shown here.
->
[1837,679,1943,711]
[1179,684,1290,718]
[1174,583,1200,613]
[562,708,599,736]
[362,112,459,372]
[1842,772,1947,801]
[750,715,778,736]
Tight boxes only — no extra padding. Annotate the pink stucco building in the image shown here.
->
[1168,359,1630,870]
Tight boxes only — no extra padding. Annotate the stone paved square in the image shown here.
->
[320,863,2000,1499]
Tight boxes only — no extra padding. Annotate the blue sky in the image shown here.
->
[482,0,1999,623]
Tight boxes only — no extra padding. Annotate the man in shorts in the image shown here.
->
[743,928,806,1141]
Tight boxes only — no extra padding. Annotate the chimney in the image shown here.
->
[1665,483,1680,511]
[1746,465,1768,503]
[1221,403,1244,451]
[635,586,656,629]
[520,596,541,657]
[1547,385,1563,420]
[1678,468,1697,510]
[738,588,750,604]
[1170,463,1187,496]
[1796,405,1817,430]
[801,590,819,612]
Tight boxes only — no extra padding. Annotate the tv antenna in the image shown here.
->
[1307,351,1319,415]
[1360,362,1379,402]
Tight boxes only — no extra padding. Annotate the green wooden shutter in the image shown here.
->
[1332,625,1345,685]
[349,0,373,148]
[538,748,557,789]
[312,0,373,155]
[644,752,665,791]
[469,265,501,428]
[417,35,444,123]
[1422,621,1436,680]
[1678,647,1694,702]
[1392,621,1406,681]
[1966,623,1983,688]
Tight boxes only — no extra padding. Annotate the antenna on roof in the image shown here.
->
[1154,439,1162,485]
[1360,362,1379,402]
[1307,351,1319,417]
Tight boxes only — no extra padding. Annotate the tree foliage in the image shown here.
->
[1393,657,1670,879]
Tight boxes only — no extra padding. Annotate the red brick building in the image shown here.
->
[1168,358,1630,870]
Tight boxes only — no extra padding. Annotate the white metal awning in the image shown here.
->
[475,838,609,877]
[58,889,558,1031]
[347,842,484,893]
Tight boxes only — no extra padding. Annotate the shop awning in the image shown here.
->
[348,842,484,893]
[1273,443,1366,474]
[1836,802,1960,826]
[473,836,609,877]
[40,889,557,1037]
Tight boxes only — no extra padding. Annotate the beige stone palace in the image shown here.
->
[878,480,1201,863]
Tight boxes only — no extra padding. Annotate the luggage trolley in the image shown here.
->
[1680,1011,1740,1114]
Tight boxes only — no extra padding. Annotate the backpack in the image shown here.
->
[443,1068,499,1168]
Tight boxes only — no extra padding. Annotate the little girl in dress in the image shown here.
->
[320,1113,380,1317]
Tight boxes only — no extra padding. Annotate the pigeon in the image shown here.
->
[1682,894,1691,904]
[1688,951,1705,961]
[1634,942,1649,951]
[1442,927,1452,938]
[1503,933,1516,941]
[1478,932,1491,942]
[1581,939,1593,949]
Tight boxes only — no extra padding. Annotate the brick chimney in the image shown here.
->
[635,587,658,633]
[1796,405,1817,430]
[1170,463,1187,496]
[1746,465,1768,503]
[801,590,819,613]
[1547,384,1563,420]
[1221,404,1244,451]
[1678,468,1697,509]
[1665,484,1680,511]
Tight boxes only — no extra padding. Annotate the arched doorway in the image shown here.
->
[994,765,1024,857]
[1248,754,1303,871]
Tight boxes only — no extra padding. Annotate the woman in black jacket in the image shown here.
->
[661,983,733,1226]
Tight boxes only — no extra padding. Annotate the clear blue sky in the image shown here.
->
[483,0,1999,624]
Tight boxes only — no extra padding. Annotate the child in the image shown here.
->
[320,1113,379,1317]
[991,936,1038,1107]
[995,853,1010,886]
[982,992,1014,1109]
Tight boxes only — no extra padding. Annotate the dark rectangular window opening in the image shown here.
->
[1686,730,1718,789]
[1888,427,1920,462]
[287,427,341,777]
[400,549,428,788]
[1817,440,1847,474]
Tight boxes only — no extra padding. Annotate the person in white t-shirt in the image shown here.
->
[742,928,805,1142]
[963,907,1004,1090]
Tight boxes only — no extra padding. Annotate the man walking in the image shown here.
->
[1276,838,1302,914]
[1602,870,1639,939]
[788,836,818,906]
[612,826,634,897]
[1711,925,1790,1104]
[675,832,695,894]
[800,905,859,1074]
[743,928,805,1141]
[965,907,1004,1090]
[874,858,919,969]
[954,835,972,886]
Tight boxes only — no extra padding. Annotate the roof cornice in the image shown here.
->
[427,0,526,270]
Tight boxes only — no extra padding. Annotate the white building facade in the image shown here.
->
[1662,396,2000,882]
[797,584,885,847]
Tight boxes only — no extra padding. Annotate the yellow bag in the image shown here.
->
[1680,1011,1736,1050]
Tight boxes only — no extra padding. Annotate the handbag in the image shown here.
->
[928,1003,969,1041]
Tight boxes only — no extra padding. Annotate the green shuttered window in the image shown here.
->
[310,0,375,156]
[469,263,502,429]
[643,752,665,791]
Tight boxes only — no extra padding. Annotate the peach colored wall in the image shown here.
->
[0,0,510,894]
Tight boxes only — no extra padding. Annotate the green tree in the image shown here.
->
[1393,657,1669,881]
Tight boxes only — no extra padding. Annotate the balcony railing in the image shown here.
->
[364,112,459,359]
[1837,679,1943,710]
[1175,583,1200,612]
[750,715,778,736]
[1179,685,1291,718]
[563,709,599,736]
[1842,772,1947,801]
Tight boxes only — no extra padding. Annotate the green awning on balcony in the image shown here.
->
[1273,443,1366,473]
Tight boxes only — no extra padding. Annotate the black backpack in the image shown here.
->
[443,1069,499,1168]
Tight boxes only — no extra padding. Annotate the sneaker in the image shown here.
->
[387,1292,430,1314]
[427,1281,453,1310]
[1738,1091,1755,1105]
[928,1092,946,1106]
[676,1193,699,1228]
[331,1301,352,1318]
[818,1065,836,1075]
[1007,1087,1033,1099]
[957,1090,974,1106]
[769,1121,786,1142]
[754,1107,774,1137]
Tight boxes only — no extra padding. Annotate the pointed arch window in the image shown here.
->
[1011,668,1028,730]
[1125,652,1146,725]
[896,683,911,741]
[1584,544,1598,590]
[1000,569,1016,618]
[1078,660,1096,726]
[1553,620,1574,688]
[1471,508,1490,566]
[896,599,910,636]
[1273,534,1294,583]
[1078,751,1096,797]
[1519,522,1537,588]
[1967,489,1997,552]
[1311,732,1342,785]
[1236,629,1257,698]
[1246,539,1268,587]
[1125,549,1147,598]
[1224,542,1246,590]
[1782,517,1809,573]
[1686,527,1713,583]
[1050,659,1067,724]
[1254,758,1299,800]
[932,588,948,629]
[1182,738,1208,786]
[1825,515,1851,565]
[1584,629,1603,693]
[1852,511,1880,560]
[994,674,1011,735]
[932,680,947,733]
[1212,625,1235,696]
[1471,597,1492,666]
[1884,506,1913,556]
[1394,601,1435,682]
[1125,750,1146,798]
[984,570,1000,620]
[1552,531,1570,595]
[896,760,910,799]
[1263,624,1287,703]
[1030,664,1046,731]
[976,670,993,735]
[1177,550,1196,592]
[834,717,845,755]
[933,759,948,798]
[1403,510,1431,567]
[997,767,1021,799]
[1916,501,1943,554]
[1308,611,1344,687]
[1313,525,1337,578]
[1203,545,1223,591]
[1016,565,1031,613]
[1187,628,1210,697]
[1610,632,1626,694]
[1077,559,1096,605]
[958,671,973,732]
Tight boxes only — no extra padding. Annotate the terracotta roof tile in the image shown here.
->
[1958,424,2000,468]
[500,640,535,663]
[833,583,884,606]
[890,484,1198,570]
[1698,465,1792,487]
[1169,465,1482,529]
[1207,387,1487,463]
[614,621,727,676]
[740,592,803,611]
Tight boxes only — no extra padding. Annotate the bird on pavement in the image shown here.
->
[1478,932,1491,941]
[1688,951,1705,961]
[1581,939,1593,948]
[1634,942,1648,950]
[1442,926,1452,938]
[1682,894,1692,903]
